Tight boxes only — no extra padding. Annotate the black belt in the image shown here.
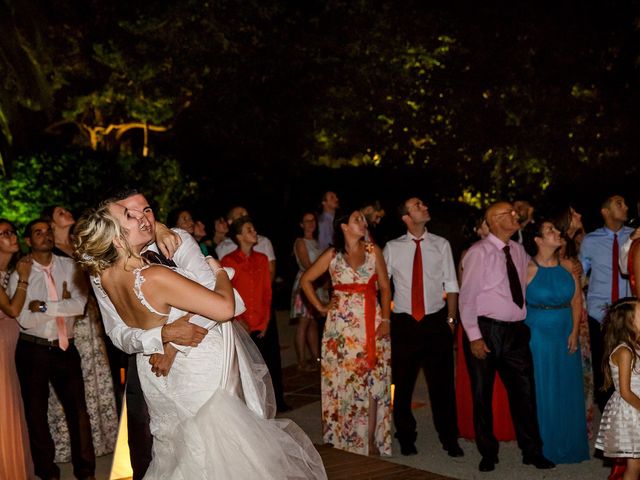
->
[478,316,523,327]
[19,333,74,348]
[526,302,571,310]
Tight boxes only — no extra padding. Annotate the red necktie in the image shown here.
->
[411,239,425,321]
[612,233,619,302]
[41,263,69,351]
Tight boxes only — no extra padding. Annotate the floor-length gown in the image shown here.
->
[0,272,34,480]
[132,266,326,479]
[525,262,589,464]
[455,326,515,440]
[322,246,392,456]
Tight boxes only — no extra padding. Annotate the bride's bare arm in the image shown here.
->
[143,266,235,321]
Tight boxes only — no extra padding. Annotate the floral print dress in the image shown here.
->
[321,244,392,456]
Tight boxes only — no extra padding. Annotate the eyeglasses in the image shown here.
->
[0,230,16,238]
[493,210,516,218]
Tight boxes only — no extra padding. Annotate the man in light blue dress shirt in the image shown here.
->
[317,190,339,250]
[580,194,633,411]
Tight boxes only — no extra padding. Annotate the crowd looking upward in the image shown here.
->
[1,188,640,479]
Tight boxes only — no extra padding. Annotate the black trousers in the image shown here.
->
[588,316,613,412]
[463,317,543,460]
[125,354,153,480]
[15,340,95,480]
[251,308,286,407]
[391,308,458,448]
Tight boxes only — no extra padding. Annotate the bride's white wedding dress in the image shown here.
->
[133,266,326,479]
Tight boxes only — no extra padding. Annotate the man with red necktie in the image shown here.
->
[10,219,95,480]
[383,197,462,458]
[580,194,634,412]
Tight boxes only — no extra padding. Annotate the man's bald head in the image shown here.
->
[485,202,520,240]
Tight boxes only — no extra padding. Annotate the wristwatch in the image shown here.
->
[447,316,457,326]
[38,301,47,313]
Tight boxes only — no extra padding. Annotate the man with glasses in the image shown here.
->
[459,202,554,473]
[383,197,462,458]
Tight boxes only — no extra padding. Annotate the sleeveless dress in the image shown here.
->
[0,272,34,480]
[525,262,589,464]
[132,266,326,479]
[290,238,325,319]
[322,246,392,456]
[596,344,640,458]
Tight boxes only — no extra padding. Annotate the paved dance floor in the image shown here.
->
[60,312,612,479]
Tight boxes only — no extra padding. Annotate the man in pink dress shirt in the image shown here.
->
[459,202,554,473]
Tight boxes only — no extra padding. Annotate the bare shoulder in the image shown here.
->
[138,264,177,283]
[611,344,634,366]
[526,260,539,283]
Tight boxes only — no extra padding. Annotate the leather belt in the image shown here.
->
[19,333,74,348]
[478,316,523,327]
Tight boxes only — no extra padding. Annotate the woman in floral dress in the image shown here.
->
[301,209,392,456]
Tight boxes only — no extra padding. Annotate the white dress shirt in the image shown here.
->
[215,235,276,262]
[620,235,634,275]
[93,228,245,355]
[383,229,459,315]
[9,255,88,340]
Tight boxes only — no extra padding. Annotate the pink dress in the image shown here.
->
[0,305,34,480]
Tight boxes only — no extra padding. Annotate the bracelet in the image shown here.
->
[16,285,27,291]
[18,279,28,285]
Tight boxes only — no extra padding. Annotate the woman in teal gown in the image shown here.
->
[523,221,589,464]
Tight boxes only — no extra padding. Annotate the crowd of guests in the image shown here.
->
[2,188,640,479]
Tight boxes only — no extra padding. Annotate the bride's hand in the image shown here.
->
[149,344,178,376]
[155,222,182,260]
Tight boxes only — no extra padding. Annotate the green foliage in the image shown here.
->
[0,151,195,228]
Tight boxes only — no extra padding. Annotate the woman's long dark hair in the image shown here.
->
[550,206,581,259]
[0,219,20,287]
[331,209,355,254]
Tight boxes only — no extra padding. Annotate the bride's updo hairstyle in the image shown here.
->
[74,202,131,276]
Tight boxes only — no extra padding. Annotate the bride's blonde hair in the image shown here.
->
[73,202,137,276]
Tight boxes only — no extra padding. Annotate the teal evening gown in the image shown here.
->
[525,261,590,464]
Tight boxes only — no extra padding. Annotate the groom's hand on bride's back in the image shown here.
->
[161,313,207,347]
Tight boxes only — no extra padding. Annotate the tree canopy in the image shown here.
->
[1,0,638,211]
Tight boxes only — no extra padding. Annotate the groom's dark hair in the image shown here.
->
[103,186,141,203]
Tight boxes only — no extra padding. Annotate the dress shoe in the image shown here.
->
[445,443,464,457]
[608,459,627,480]
[399,442,418,456]
[478,457,497,472]
[523,454,555,469]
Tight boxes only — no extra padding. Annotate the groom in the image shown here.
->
[92,188,245,480]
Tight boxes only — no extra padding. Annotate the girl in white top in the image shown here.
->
[596,297,640,480]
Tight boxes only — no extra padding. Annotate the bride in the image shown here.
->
[74,200,326,479]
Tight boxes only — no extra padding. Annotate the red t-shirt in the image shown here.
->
[221,249,272,332]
